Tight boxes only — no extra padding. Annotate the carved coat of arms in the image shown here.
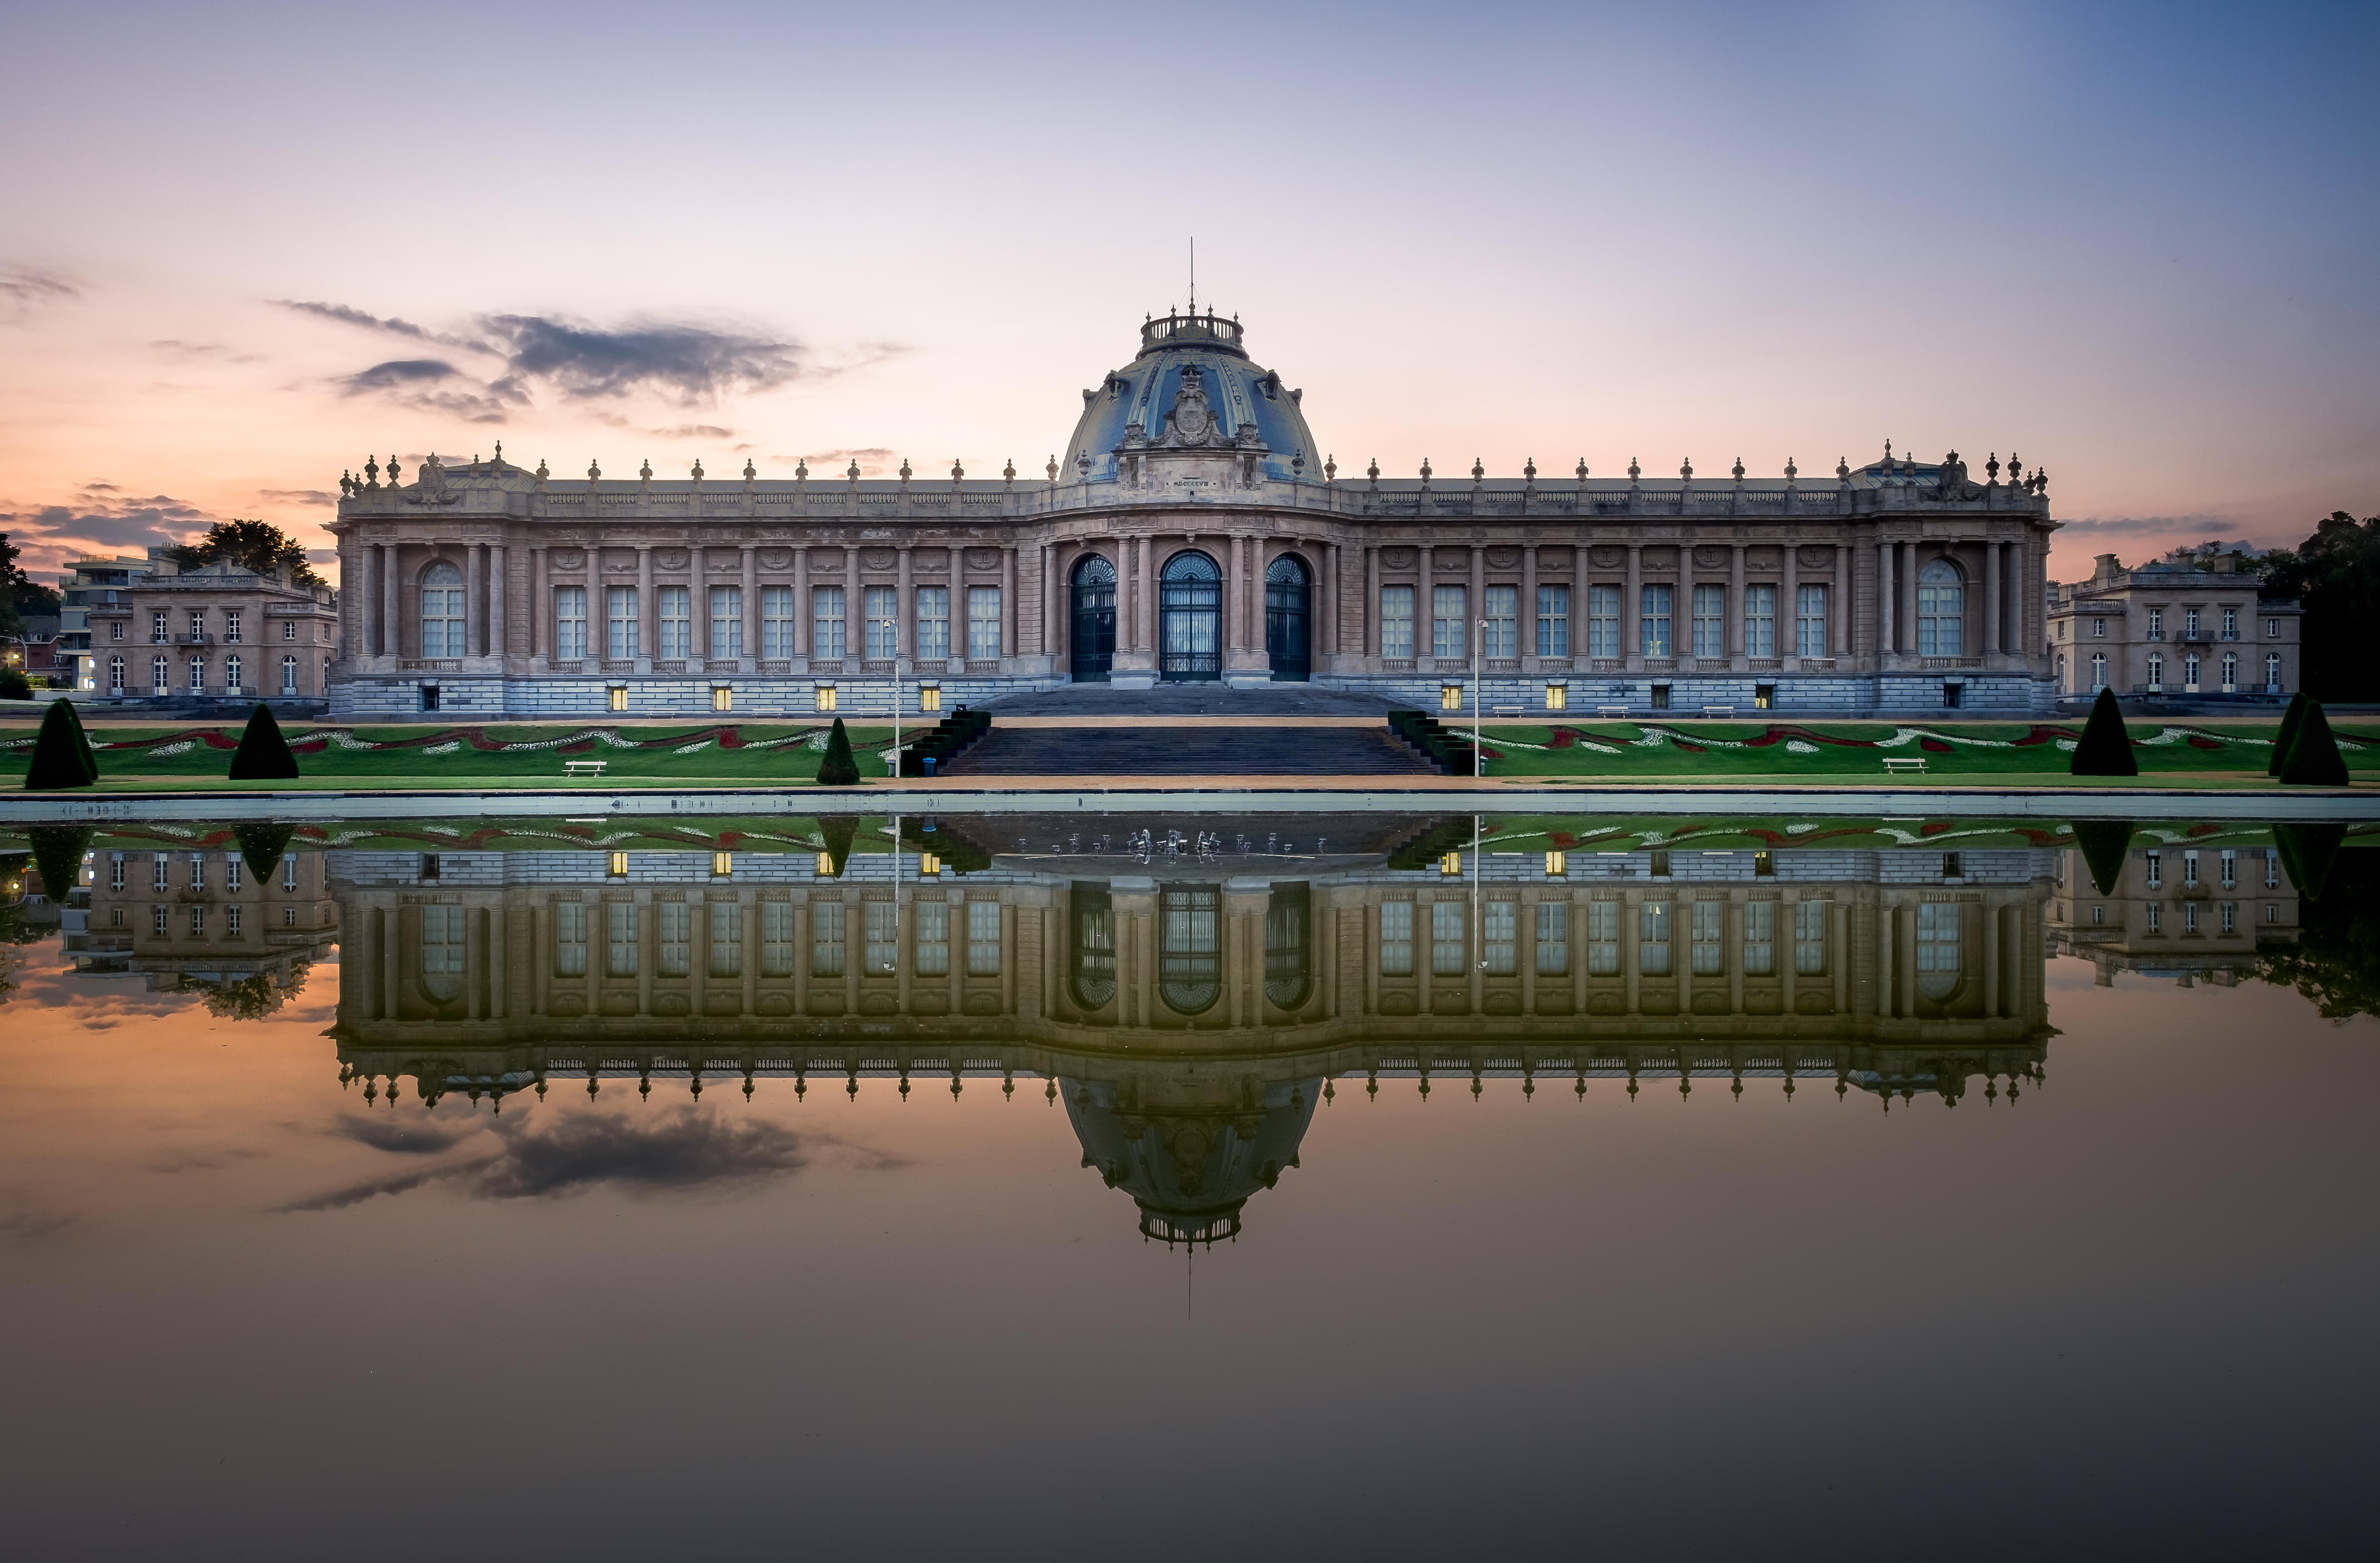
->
[1156,365,1227,449]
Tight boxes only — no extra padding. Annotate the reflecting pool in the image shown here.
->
[3,812,2376,1559]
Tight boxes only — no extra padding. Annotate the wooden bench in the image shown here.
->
[1701,705,1734,719]
[1881,757,1927,776]
[563,760,609,780]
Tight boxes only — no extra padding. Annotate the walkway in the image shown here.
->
[984,684,1398,717]
[941,724,1434,777]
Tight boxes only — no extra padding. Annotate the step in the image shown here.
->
[938,724,1436,777]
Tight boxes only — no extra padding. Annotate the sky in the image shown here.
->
[1,0,2375,587]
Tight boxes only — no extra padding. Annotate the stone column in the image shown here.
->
[530,547,546,660]
[1876,540,1896,655]
[1727,545,1744,658]
[1624,545,1642,666]
[1363,546,1378,658]
[1899,541,1918,654]
[793,548,810,658]
[489,543,508,659]
[896,547,914,663]
[381,543,400,661]
[1782,543,1800,661]
[1523,544,1540,664]
[354,543,375,658]
[1138,536,1156,654]
[635,546,654,669]
[1984,540,2002,655]
[1323,542,1339,659]
[1043,543,1060,659]
[1834,545,1851,655]
[741,546,758,669]
[1000,546,1017,663]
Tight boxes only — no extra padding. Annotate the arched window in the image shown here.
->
[1265,554,1311,681]
[1157,884,1221,1013]
[107,655,124,693]
[187,656,205,693]
[281,654,299,695]
[1264,883,1312,1011]
[2220,653,2237,692]
[420,562,464,656]
[151,655,169,694]
[2147,653,2164,692]
[224,654,243,692]
[2183,654,2201,692]
[1917,560,1963,655]
[1068,883,1116,1011]
[2090,651,2106,689]
[2265,652,2283,693]
[1158,551,1221,681]
[1070,555,1115,683]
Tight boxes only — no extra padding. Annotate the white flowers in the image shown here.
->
[1784,739,1819,754]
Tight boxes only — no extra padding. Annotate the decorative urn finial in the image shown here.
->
[690,457,704,481]
[1679,457,1693,479]
[1627,457,1640,480]
[587,459,601,481]
[639,458,653,481]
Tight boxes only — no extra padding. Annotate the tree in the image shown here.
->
[164,520,324,585]
[0,531,33,638]
[2268,691,2309,777]
[815,814,858,877]
[233,821,298,885]
[25,824,94,900]
[2069,688,2138,776]
[2277,699,2350,786]
[24,698,98,789]
[815,717,860,786]
[2070,820,2134,896]
[2257,845,2380,1020]
[228,703,300,781]
[2258,512,2380,700]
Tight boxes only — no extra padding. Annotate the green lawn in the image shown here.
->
[1471,719,2378,782]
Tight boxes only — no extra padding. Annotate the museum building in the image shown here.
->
[325,308,2061,719]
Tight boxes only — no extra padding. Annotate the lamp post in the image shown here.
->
[875,614,902,776]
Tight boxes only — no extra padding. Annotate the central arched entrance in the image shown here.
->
[1159,550,1221,681]
[1265,553,1311,681]
[1069,555,1115,682]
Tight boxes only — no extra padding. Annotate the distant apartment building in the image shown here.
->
[84,552,340,700]
[66,844,339,994]
[2046,839,2299,986]
[57,553,159,692]
[2047,551,2299,700]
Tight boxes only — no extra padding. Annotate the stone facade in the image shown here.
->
[86,556,341,700]
[328,311,2061,719]
[2048,551,2299,700]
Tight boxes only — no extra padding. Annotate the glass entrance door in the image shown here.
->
[1265,554,1311,681]
[1159,551,1221,681]
[1070,555,1115,682]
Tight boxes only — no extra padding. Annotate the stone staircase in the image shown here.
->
[937,723,1436,777]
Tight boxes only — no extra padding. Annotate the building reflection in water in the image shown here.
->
[56,817,2312,1245]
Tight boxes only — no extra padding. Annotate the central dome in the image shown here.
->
[1062,311,1321,485]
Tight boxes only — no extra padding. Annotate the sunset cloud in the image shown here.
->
[0,266,78,325]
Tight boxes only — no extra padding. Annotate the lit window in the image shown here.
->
[919,685,941,712]
[919,851,942,877]
[1544,682,1566,711]
[1439,851,1462,877]
[711,686,732,712]
[607,850,629,878]
[1440,683,1462,711]
[1544,850,1567,876]
[712,851,733,879]
[608,685,628,713]
[814,685,836,712]
[815,851,836,878]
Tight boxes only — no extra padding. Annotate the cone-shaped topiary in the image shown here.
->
[2278,699,2350,786]
[23,698,99,790]
[2070,820,2134,896]
[815,717,860,786]
[234,821,298,886]
[2068,688,2138,776]
[2273,821,2347,902]
[2268,691,2310,777]
[228,703,300,781]
[815,814,858,877]
[26,824,94,900]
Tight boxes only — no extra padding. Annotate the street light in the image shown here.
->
[1473,617,1486,777]
[874,615,902,775]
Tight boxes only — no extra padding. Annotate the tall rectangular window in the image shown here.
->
[1482,901,1516,975]
[1431,586,1468,659]
[967,900,1002,976]
[1794,901,1828,974]
[1482,586,1517,658]
[915,586,950,659]
[1640,585,1673,656]
[605,587,639,659]
[709,904,742,977]
[864,586,898,658]
[657,903,691,977]
[554,588,589,659]
[554,902,587,976]
[1379,901,1414,976]
[224,610,243,645]
[152,857,170,893]
[1586,900,1619,974]
[864,901,897,975]
[1431,900,1467,976]
[760,587,795,657]
[2222,608,2238,640]
[1744,585,1777,657]
[1796,585,1828,657]
[1380,586,1416,659]
[1639,901,1672,974]
[1691,585,1726,657]
[1536,585,1569,656]
[967,586,1002,660]
[811,900,846,977]
[152,611,168,644]
[1534,900,1569,976]
[1587,586,1620,657]
[657,586,692,659]
[2147,607,2164,640]
[605,903,639,978]
[761,901,793,977]
[2185,609,2201,639]
[1691,900,1725,974]
[1743,901,1775,976]
[812,586,846,659]
[709,586,742,658]
[915,901,949,978]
